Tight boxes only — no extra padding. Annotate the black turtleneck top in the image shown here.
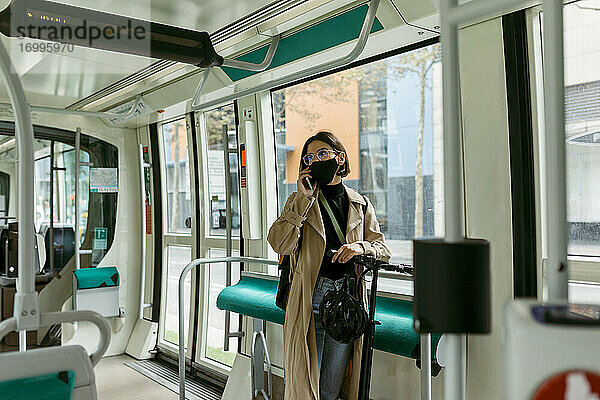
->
[318,182,352,281]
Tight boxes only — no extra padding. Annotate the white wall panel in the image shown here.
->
[458,17,514,400]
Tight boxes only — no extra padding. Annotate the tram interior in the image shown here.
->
[0,0,598,399]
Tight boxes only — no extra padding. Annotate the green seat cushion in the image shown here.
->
[217,276,442,361]
[217,276,285,326]
[73,266,120,290]
[373,296,442,360]
[0,370,75,400]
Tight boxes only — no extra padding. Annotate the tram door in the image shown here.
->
[191,104,242,375]
[156,116,198,358]
[155,105,242,377]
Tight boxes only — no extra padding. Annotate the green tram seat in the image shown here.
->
[73,266,120,317]
[217,276,285,326]
[0,345,96,399]
[0,371,75,400]
[216,274,442,364]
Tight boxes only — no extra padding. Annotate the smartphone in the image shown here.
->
[303,176,313,191]
[301,166,314,190]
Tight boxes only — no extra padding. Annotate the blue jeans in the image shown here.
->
[312,276,353,400]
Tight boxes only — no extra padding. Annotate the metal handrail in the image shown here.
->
[191,68,213,109]
[221,124,234,353]
[178,256,278,400]
[221,34,281,72]
[190,34,281,108]
[191,0,381,112]
[138,144,152,320]
[0,36,112,362]
[0,310,111,367]
[0,23,37,348]
[75,128,82,270]
[0,94,142,119]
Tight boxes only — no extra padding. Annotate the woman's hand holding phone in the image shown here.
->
[297,167,317,197]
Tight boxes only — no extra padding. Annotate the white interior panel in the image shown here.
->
[459,17,514,400]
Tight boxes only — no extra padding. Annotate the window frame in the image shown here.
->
[529,4,600,289]
[267,37,443,297]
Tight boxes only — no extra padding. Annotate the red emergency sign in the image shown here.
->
[533,370,600,400]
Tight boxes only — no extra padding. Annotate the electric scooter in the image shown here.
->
[351,254,413,400]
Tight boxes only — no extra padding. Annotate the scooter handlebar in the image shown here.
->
[327,250,413,275]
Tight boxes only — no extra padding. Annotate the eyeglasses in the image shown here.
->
[302,149,341,166]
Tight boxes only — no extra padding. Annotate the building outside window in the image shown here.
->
[272,43,443,267]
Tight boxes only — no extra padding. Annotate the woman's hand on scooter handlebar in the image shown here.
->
[327,249,412,274]
[329,250,380,267]
[348,253,412,274]
[331,243,365,264]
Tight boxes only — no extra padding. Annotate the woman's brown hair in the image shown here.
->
[300,130,351,178]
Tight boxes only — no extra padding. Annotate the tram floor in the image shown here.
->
[96,354,178,400]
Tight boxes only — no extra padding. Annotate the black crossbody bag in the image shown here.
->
[275,231,302,311]
[317,191,369,342]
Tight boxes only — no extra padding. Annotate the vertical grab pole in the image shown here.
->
[543,0,568,302]
[440,1,467,400]
[440,0,462,243]
[139,144,148,320]
[222,124,233,351]
[75,128,81,270]
[420,333,432,400]
[50,141,55,276]
[178,260,198,400]
[0,38,38,349]
[18,330,26,352]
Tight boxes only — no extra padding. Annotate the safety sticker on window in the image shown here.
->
[93,228,108,250]
[90,168,118,193]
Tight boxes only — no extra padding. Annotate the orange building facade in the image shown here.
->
[283,81,360,184]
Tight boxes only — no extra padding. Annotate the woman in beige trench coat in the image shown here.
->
[267,131,391,400]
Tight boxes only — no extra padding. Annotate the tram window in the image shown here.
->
[0,127,118,269]
[204,248,241,367]
[204,104,240,237]
[539,2,600,258]
[34,141,90,239]
[163,245,192,346]
[271,43,444,268]
[162,119,192,234]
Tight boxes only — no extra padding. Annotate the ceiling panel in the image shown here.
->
[0,34,155,107]
[53,0,277,33]
[0,0,280,107]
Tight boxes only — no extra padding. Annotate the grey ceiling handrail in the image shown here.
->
[221,34,281,72]
[191,34,281,108]
[178,256,278,400]
[191,68,213,109]
[0,94,142,119]
[192,0,381,112]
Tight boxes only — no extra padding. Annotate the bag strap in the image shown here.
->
[318,190,346,244]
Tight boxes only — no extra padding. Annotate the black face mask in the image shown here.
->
[310,158,339,185]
